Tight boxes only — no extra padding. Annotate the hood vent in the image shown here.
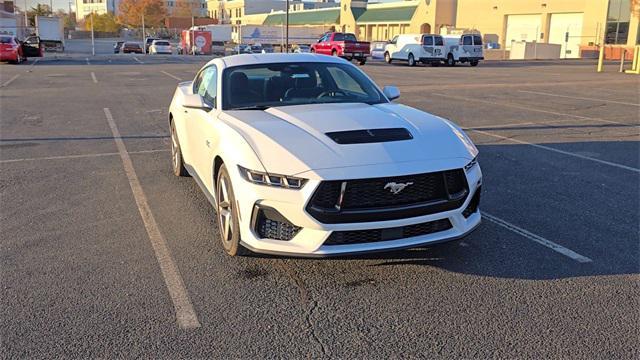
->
[325,128,413,145]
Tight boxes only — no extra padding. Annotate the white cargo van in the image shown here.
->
[443,33,484,66]
[384,34,446,66]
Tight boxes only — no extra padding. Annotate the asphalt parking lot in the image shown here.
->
[1,53,638,358]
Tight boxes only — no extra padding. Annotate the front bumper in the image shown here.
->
[234,159,482,256]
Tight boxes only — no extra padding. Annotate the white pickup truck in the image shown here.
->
[443,33,484,67]
[384,33,446,66]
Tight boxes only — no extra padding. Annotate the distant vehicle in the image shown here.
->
[144,37,159,53]
[149,40,172,55]
[311,32,370,65]
[250,44,263,54]
[443,33,484,67]
[384,34,446,66]
[370,41,387,60]
[293,44,310,53]
[122,42,143,54]
[0,35,25,64]
[211,41,225,55]
[261,43,275,53]
[180,30,212,55]
[22,36,44,58]
[233,44,251,54]
[113,41,124,53]
[35,16,64,52]
[195,25,233,43]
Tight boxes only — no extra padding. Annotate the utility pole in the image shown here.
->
[23,0,29,34]
[141,12,145,52]
[285,0,289,53]
[90,11,95,56]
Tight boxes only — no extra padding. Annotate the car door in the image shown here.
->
[315,33,329,55]
[188,65,219,192]
[386,35,399,59]
[422,35,434,58]
[22,36,41,57]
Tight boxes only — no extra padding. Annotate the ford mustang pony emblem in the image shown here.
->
[384,182,414,194]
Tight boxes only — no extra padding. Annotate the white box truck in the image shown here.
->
[35,16,64,52]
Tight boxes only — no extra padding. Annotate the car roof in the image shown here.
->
[209,53,347,69]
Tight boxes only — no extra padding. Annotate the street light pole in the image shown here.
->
[90,11,95,56]
[285,0,289,53]
[141,12,145,52]
[23,0,29,35]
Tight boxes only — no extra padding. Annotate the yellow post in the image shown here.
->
[625,46,640,74]
[597,45,605,72]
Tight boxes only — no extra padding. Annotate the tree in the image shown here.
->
[26,4,52,26]
[118,0,167,28]
[172,0,200,18]
[632,0,640,17]
[84,13,121,33]
[54,9,77,30]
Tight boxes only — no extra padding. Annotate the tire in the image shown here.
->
[216,164,247,256]
[470,60,479,67]
[407,53,415,67]
[310,48,315,53]
[358,58,366,66]
[446,54,455,67]
[384,52,392,64]
[170,120,189,177]
[332,49,338,57]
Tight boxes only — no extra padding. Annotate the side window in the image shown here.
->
[423,36,433,46]
[463,36,472,45]
[196,66,218,108]
[473,35,483,46]
[435,36,444,46]
[319,34,328,42]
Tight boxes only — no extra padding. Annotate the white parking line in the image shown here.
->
[1,74,20,87]
[482,212,592,263]
[91,72,98,83]
[27,58,39,72]
[133,57,144,64]
[432,93,637,127]
[0,149,168,164]
[518,90,640,107]
[470,127,640,173]
[103,108,200,329]
[160,71,182,81]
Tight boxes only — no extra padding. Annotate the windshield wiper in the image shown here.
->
[231,105,271,110]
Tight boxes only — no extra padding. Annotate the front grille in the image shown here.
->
[307,169,468,223]
[253,206,301,241]
[324,218,452,246]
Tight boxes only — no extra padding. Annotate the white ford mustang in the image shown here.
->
[169,53,482,257]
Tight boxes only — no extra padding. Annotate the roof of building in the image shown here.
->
[355,5,417,23]
[263,8,340,26]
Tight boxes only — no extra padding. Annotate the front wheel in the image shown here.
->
[170,120,189,177]
[358,58,366,66]
[384,52,392,64]
[470,60,479,67]
[332,49,338,57]
[407,53,415,67]
[216,164,246,256]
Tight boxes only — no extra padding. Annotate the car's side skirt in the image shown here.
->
[185,163,217,208]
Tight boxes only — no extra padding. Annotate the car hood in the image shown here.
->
[220,102,477,176]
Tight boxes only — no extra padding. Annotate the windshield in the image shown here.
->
[1,36,14,44]
[154,41,170,46]
[222,62,386,110]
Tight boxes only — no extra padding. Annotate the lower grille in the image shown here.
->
[324,218,452,246]
[253,206,301,241]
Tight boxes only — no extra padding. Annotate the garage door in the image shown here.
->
[505,14,541,49]
[549,13,584,59]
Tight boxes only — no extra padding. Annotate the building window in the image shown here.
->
[605,0,631,44]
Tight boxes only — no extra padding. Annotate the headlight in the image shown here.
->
[238,166,307,189]
[464,157,478,172]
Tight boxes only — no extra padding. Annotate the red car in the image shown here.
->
[0,35,25,64]
[311,32,370,65]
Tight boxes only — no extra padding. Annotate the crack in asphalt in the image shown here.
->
[275,260,329,358]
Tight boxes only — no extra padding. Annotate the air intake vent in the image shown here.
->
[325,128,413,144]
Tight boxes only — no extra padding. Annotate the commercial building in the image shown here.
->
[165,0,208,17]
[74,0,121,21]
[455,0,638,58]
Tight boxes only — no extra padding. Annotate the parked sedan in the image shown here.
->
[233,44,251,54]
[168,54,482,257]
[149,40,172,54]
[122,42,143,54]
[0,35,25,63]
[293,44,310,53]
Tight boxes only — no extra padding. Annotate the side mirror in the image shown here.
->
[182,93,212,111]
[382,86,400,101]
